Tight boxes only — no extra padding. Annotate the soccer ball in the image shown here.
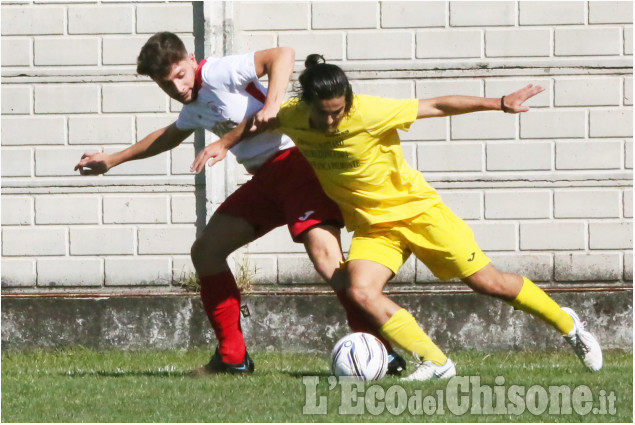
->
[330,332,388,380]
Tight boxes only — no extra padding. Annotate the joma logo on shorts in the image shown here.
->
[299,211,315,221]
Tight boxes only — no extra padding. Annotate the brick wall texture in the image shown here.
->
[1,1,632,293]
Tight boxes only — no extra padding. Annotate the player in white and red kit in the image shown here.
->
[74,32,405,375]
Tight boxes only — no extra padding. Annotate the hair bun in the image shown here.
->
[305,54,326,69]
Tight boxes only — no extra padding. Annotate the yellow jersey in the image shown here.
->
[278,94,441,232]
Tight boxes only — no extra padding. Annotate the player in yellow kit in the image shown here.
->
[192,54,603,381]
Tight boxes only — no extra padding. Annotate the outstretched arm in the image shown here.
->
[74,123,193,175]
[189,115,280,174]
[417,84,545,119]
[252,47,295,127]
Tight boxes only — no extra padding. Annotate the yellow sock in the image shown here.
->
[379,309,447,366]
[507,277,574,335]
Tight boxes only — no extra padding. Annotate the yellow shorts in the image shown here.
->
[347,203,490,280]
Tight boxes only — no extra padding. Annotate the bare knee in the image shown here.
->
[190,236,231,273]
[346,285,381,311]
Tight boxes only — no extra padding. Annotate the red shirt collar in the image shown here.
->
[192,58,207,100]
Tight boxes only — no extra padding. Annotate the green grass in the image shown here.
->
[1,348,632,422]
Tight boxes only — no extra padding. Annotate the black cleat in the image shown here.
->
[386,350,407,376]
[190,348,254,376]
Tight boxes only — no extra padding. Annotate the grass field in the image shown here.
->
[1,347,632,422]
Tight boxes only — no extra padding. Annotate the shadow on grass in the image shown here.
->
[62,370,191,378]
[283,370,333,378]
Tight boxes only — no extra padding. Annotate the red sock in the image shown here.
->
[335,289,394,352]
[199,270,246,364]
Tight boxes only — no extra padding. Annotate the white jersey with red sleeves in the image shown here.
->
[175,51,295,171]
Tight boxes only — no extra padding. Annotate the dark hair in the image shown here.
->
[137,32,188,79]
[297,54,353,112]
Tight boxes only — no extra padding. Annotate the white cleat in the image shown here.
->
[562,307,603,372]
[401,355,456,382]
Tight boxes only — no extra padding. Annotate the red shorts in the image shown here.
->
[217,147,344,242]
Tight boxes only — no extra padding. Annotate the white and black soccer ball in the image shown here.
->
[330,332,388,380]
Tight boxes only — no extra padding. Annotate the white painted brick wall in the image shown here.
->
[1,148,32,177]
[171,195,197,224]
[244,255,277,285]
[1,259,36,287]
[438,191,483,220]
[450,1,516,27]
[136,3,194,34]
[235,2,309,31]
[35,196,100,225]
[555,253,622,281]
[69,227,134,256]
[521,111,586,139]
[37,258,104,287]
[1,6,65,35]
[624,190,633,218]
[3,227,67,256]
[485,191,551,219]
[105,257,171,286]
[399,118,447,141]
[625,252,633,281]
[486,142,552,171]
[347,31,412,60]
[416,80,483,98]
[35,85,100,114]
[34,38,100,66]
[416,30,482,58]
[451,112,516,140]
[69,116,135,145]
[102,84,167,113]
[2,117,65,145]
[1,38,31,66]
[103,196,168,224]
[485,29,551,57]
[520,223,586,250]
[278,255,321,284]
[137,226,196,255]
[518,1,586,25]
[555,141,623,170]
[35,148,88,177]
[1,1,632,292]
[471,222,518,251]
[589,110,633,138]
[233,34,277,54]
[418,143,483,172]
[1,86,31,114]
[488,253,553,282]
[381,1,446,28]
[1,196,33,225]
[171,145,196,175]
[625,26,633,55]
[136,115,180,139]
[311,2,376,29]
[278,33,344,61]
[625,77,633,106]
[555,28,622,56]
[68,5,134,34]
[555,78,621,107]
[589,222,632,249]
[588,1,633,24]
[554,190,621,218]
